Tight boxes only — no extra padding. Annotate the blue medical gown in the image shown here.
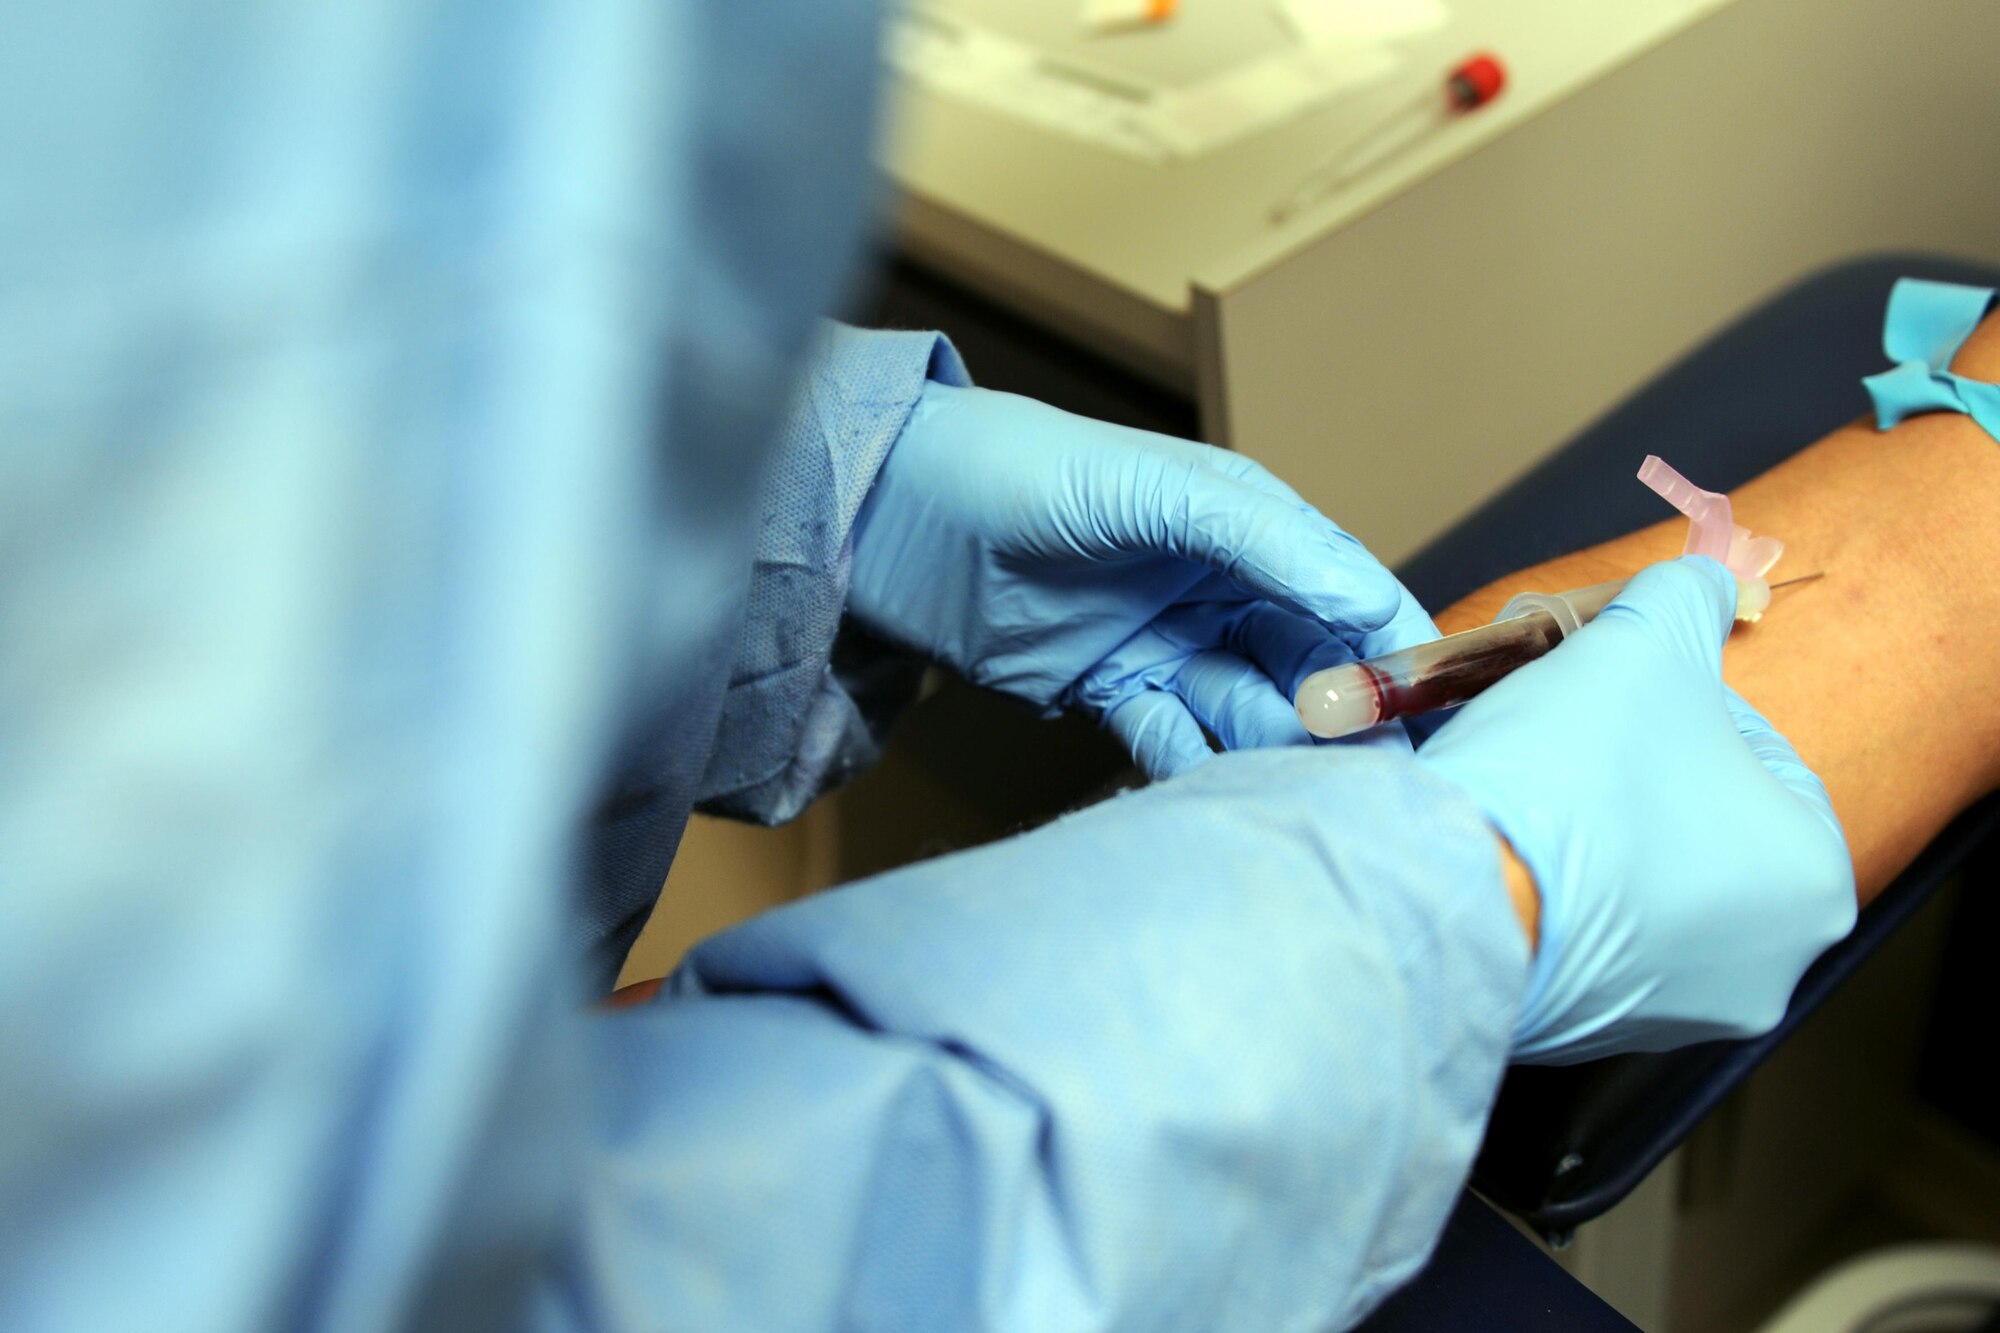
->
[0,2,1528,1329]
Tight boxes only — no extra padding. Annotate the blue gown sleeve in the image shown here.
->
[696,324,972,826]
[7,1,1527,1325]
[581,324,969,984]
[544,748,1530,1332]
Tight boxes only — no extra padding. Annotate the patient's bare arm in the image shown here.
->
[1434,315,2000,904]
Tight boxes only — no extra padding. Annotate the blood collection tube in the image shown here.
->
[1296,566,1820,739]
[1300,454,1809,740]
[1294,580,1624,740]
[1271,52,1508,223]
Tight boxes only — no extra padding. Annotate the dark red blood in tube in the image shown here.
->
[1374,610,1562,723]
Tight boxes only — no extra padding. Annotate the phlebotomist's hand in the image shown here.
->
[1420,557,1857,1063]
[848,383,1437,777]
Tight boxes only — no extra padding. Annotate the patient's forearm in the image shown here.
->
[1434,318,2000,903]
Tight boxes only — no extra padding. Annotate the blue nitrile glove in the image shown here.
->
[1418,557,1857,1063]
[849,382,1437,777]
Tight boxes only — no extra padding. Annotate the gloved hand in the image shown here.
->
[1418,557,1856,1063]
[849,382,1436,778]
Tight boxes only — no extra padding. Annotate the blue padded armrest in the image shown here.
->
[1393,253,2000,1239]
[1471,793,1997,1236]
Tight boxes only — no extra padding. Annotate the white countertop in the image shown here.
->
[885,0,1731,367]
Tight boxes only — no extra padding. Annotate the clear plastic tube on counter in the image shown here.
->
[1294,580,1628,740]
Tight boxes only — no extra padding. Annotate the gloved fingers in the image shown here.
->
[1220,586,1441,754]
[1721,686,1856,935]
[1593,556,1737,676]
[1189,451,1444,658]
[1355,580,1441,660]
[1118,585,1354,695]
[1159,466,1407,641]
[1193,445,1318,508]
[1079,581,1428,759]
[1070,601,1226,719]
[1139,569,1441,665]
[1105,690,1216,779]
[1220,600,1356,697]
[1720,685,1843,833]
[1167,649,1316,753]
[1213,602,1428,754]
